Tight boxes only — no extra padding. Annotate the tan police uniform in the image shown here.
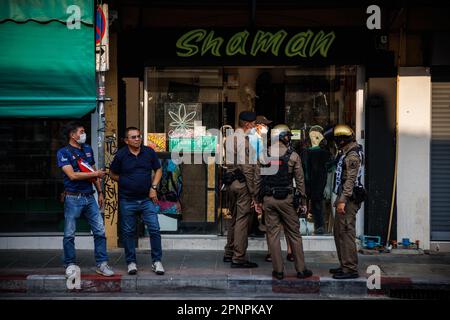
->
[333,141,362,274]
[255,141,308,274]
[223,128,258,264]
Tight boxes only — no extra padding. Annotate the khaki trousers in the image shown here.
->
[263,194,306,273]
[223,180,253,262]
[333,200,360,273]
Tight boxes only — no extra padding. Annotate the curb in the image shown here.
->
[1,274,450,298]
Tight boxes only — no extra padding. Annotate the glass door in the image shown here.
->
[144,67,223,234]
[284,65,357,236]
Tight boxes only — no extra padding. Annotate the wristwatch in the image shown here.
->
[151,185,158,190]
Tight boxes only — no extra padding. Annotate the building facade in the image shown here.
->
[1,0,449,252]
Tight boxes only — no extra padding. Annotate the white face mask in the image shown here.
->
[76,133,87,144]
[259,126,268,135]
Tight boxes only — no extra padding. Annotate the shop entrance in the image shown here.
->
[142,66,357,235]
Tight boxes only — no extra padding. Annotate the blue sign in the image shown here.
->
[95,6,106,45]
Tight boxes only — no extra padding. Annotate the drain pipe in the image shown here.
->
[386,72,399,248]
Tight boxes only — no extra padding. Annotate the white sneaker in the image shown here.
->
[96,262,114,277]
[127,262,137,275]
[151,261,165,275]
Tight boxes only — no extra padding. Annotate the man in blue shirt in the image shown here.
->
[110,127,164,275]
[57,121,114,277]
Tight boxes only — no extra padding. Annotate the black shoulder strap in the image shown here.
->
[65,145,81,160]
[65,146,83,172]
[266,146,293,163]
[282,148,293,161]
[66,145,88,160]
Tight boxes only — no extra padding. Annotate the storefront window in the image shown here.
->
[145,68,223,234]
[0,117,92,233]
[284,66,357,235]
[285,66,356,131]
[145,66,357,236]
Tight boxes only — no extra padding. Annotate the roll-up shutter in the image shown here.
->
[431,82,450,241]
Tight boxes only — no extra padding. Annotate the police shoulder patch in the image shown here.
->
[349,159,359,169]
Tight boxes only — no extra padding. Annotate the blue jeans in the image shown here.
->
[119,198,162,264]
[63,194,108,267]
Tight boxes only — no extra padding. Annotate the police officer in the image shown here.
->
[223,111,259,268]
[329,124,365,280]
[248,115,272,238]
[255,124,313,280]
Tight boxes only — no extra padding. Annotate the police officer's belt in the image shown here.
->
[223,169,246,185]
[263,187,293,200]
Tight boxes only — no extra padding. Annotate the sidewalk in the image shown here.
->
[0,249,449,299]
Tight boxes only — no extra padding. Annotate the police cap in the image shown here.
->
[239,111,257,122]
[255,115,273,125]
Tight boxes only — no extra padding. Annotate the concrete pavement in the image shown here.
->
[0,249,449,299]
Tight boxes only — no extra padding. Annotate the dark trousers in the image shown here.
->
[249,210,262,235]
[311,199,324,229]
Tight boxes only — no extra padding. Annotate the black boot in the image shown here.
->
[297,269,313,279]
[272,271,284,280]
[329,267,343,274]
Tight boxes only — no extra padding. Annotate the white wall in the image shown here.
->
[397,67,431,250]
[355,66,365,238]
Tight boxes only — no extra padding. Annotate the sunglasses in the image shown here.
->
[128,135,142,140]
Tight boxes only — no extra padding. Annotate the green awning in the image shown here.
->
[0,0,96,118]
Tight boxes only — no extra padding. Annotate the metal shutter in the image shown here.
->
[431,82,450,241]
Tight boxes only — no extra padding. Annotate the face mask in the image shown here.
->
[335,136,351,148]
[260,126,268,135]
[284,137,292,146]
[76,133,87,144]
[249,127,257,135]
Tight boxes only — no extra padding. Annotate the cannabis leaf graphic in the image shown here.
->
[168,103,197,135]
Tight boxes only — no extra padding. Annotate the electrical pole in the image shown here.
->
[97,72,106,179]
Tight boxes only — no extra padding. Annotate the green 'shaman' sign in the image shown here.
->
[176,29,336,58]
